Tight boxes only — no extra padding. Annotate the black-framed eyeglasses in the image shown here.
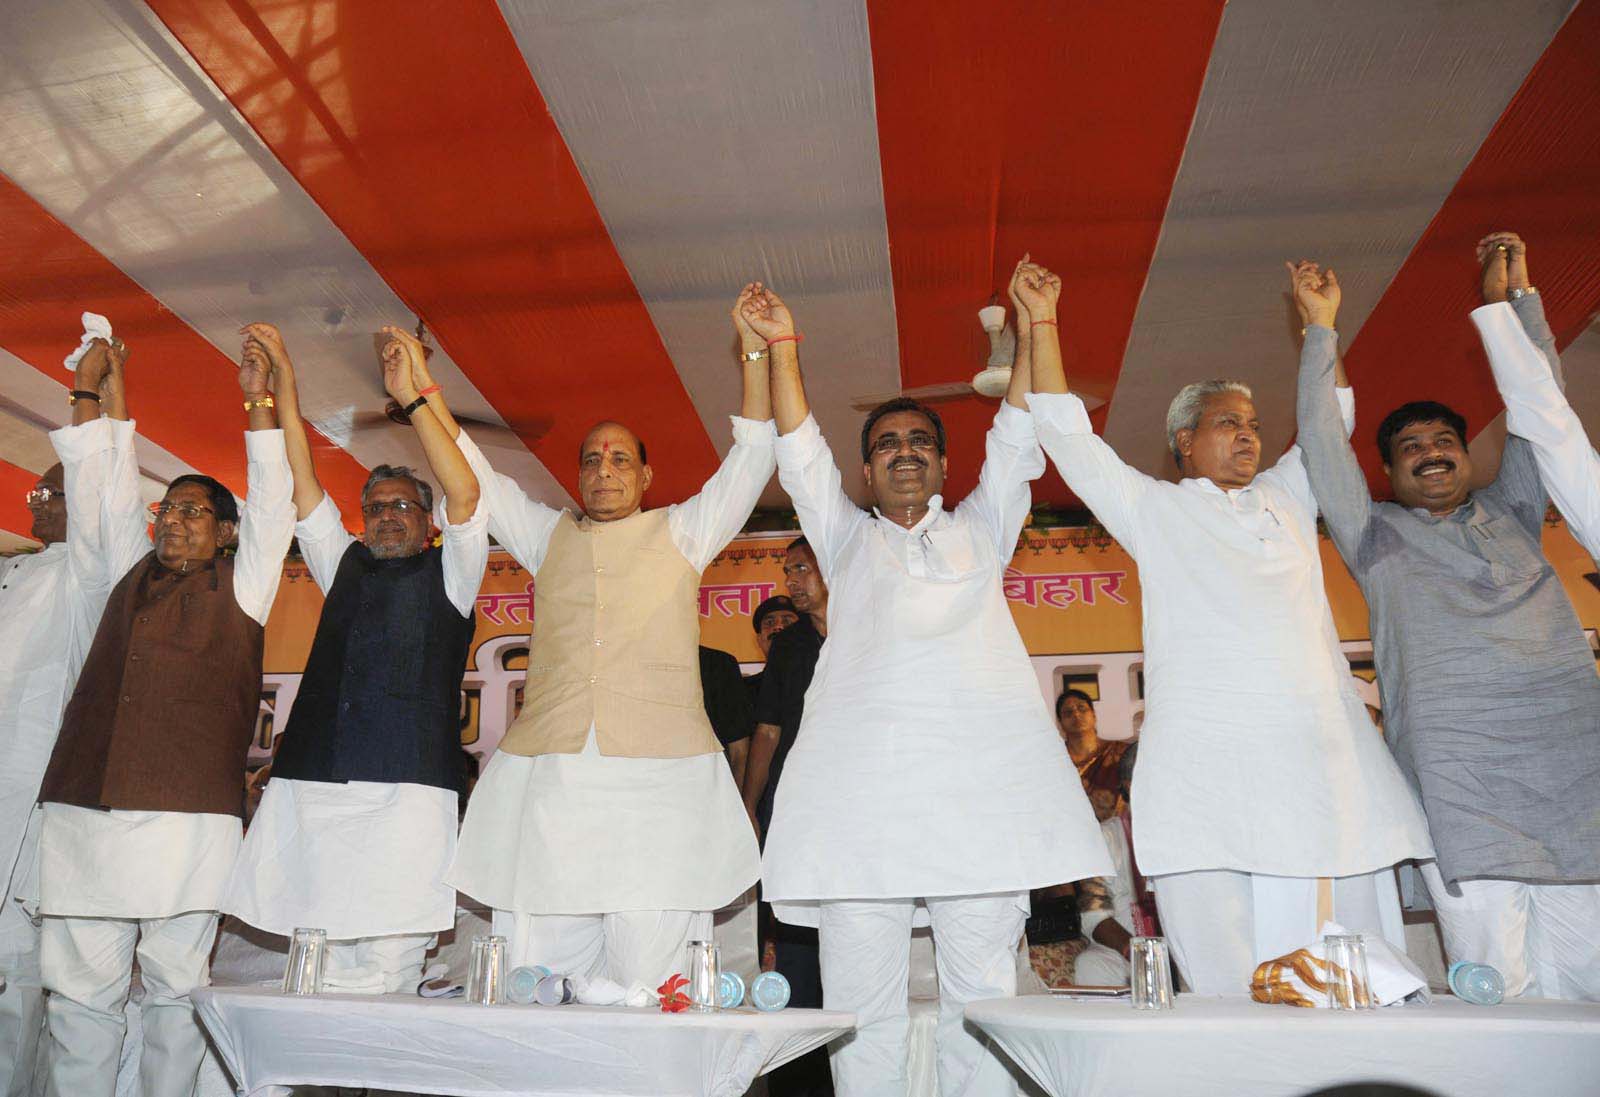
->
[149,501,216,521]
[24,487,64,508]
[362,498,424,519]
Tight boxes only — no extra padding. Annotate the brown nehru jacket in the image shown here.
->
[39,553,264,818]
[499,508,721,759]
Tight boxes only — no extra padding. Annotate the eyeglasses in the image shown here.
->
[149,501,216,521]
[870,430,939,455]
[362,498,424,519]
[24,487,63,508]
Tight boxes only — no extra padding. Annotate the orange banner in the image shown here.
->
[255,518,1600,763]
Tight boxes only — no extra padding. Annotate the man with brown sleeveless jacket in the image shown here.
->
[33,343,295,1097]
[444,286,774,990]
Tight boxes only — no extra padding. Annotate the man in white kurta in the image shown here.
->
[445,290,773,989]
[220,325,487,994]
[33,355,294,1097]
[747,276,1109,1097]
[0,337,124,1097]
[1026,259,1434,994]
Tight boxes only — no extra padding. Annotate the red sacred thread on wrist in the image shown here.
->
[417,384,442,397]
[767,333,804,347]
[1031,319,1058,328]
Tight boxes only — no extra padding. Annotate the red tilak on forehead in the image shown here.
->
[602,441,611,456]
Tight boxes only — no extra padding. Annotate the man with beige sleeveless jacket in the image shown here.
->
[444,287,774,988]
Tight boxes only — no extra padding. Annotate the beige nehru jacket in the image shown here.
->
[498,508,721,759]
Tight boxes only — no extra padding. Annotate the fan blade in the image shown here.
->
[849,383,975,412]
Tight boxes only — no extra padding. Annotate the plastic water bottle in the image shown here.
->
[1448,961,1504,1006]
[719,970,746,1008]
[506,965,553,1005]
[750,970,791,1011]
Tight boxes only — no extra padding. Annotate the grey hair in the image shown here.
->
[361,464,434,513]
[1165,380,1254,463]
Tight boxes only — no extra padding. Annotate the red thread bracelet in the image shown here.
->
[417,384,442,397]
[1031,319,1058,328]
[768,333,804,347]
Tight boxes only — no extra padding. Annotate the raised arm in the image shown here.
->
[747,284,865,576]
[665,288,779,572]
[77,339,158,583]
[232,341,296,626]
[1473,232,1556,529]
[241,323,323,520]
[956,259,1051,555]
[1004,255,1035,410]
[379,326,481,526]
[1291,264,1373,562]
[1021,261,1153,553]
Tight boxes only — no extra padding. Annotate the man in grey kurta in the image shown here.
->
[1293,240,1600,1001]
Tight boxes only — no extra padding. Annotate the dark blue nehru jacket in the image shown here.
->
[272,541,476,793]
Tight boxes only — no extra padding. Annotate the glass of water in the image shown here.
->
[1129,936,1175,1010]
[466,935,508,1005]
[282,928,327,996]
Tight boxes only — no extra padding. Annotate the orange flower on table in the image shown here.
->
[658,973,691,1013]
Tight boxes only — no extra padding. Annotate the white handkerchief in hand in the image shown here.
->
[63,312,114,371]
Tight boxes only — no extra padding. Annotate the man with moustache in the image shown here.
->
[750,267,1108,1097]
[443,287,774,989]
[745,594,800,708]
[0,332,127,1097]
[220,325,485,995]
[1027,256,1432,996]
[1297,238,1600,1000]
[34,338,294,1097]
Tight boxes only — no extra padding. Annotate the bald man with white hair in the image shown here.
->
[1024,259,1434,994]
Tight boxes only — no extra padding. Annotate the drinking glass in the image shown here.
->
[686,940,721,1012]
[282,928,327,995]
[1129,936,1175,1010]
[1324,934,1375,1010]
[466,934,508,1005]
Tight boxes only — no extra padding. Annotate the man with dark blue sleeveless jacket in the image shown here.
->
[221,324,486,994]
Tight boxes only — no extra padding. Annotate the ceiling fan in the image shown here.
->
[849,302,1104,413]
[345,319,553,447]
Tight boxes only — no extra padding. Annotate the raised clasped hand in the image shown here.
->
[737,282,796,343]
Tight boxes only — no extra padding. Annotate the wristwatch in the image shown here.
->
[1508,286,1538,300]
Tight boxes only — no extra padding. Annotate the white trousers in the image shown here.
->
[321,932,433,995]
[1153,867,1404,995]
[0,895,43,1097]
[818,893,1026,1097]
[1419,862,1600,1001]
[1070,940,1129,987]
[490,909,712,989]
[40,910,218,1097]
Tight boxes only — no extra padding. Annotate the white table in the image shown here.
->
[193,986,854,1097]
[966,994,1600,1097]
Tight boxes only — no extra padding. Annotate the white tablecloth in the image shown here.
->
[194,986,854,1097]
[966,994,1600,1097]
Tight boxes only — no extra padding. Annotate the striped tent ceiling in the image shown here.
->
[3,0,1599,552]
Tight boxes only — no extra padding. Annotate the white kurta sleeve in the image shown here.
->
[99,419,156,585]
[667,416,777,573]
[1474,300,1600,560]
[1259,386,1356,514]
[955,401,1044,564]
[232,429,296,626]
[774,414,869,582]
[293,494,355,596]
[439,496,491,617]
[48,418,115,593]
[454,428,562,573]
[1026,393,1153,557]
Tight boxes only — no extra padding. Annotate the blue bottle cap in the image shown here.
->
[751,970,791,1011]
[719,970,746,1009]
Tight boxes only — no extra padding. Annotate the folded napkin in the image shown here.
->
[1250,920,1429,1008]
[63,312,114,371]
